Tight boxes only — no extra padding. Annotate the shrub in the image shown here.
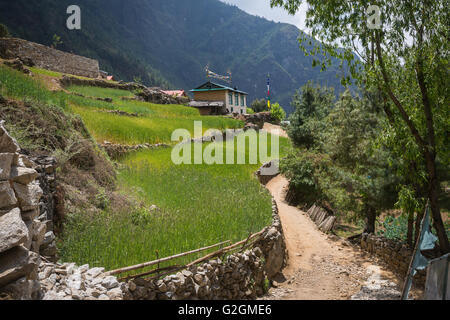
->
[0,23,9,38]
[251,98,268,113]
[280,151,320,206]
[269,102,286,124]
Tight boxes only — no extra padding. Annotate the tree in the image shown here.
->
[271,0,450,253]
[323,90,399,233]
[251,98,268,113]
[0,23,9,38]
[287,82,334,149]
[269,102,286,124]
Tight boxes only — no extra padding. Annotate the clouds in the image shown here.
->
[220,0,309,31]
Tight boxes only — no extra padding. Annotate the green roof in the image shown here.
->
[190,81,248,95]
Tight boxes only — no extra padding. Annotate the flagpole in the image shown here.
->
[267,73,270,109]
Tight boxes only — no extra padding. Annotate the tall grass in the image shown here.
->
[65,86,243,144]
[59,136,290,270]
[0,66,55,104]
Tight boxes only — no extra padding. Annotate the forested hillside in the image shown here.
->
[0,0,346,113]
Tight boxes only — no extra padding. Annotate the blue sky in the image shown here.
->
[220,0,309,31]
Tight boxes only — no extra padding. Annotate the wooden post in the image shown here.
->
[105,240,231,276]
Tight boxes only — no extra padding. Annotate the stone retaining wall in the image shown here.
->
[29,156,60,261]
[125,198,286,300]
[100,142,170,160]
[359,233,426,285]
[0,38,99,78]
[0,122,45,299]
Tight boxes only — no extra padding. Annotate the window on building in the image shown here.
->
[235,93,239,106]
[231,107,234,113]
[228,92,233,105]
[240,109,243,114]
[241,95,244,106]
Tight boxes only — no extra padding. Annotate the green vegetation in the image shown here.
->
[275,0,449,250]
[0,23,9,37]
[251,99,268,113]
[66,87,243,145]
[1,64,291,270]
[269,102,286,124]
[59,135,291,269]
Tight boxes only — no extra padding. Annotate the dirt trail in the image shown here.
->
[262,175,410,300]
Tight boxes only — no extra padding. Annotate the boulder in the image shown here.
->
[12,181,42,211]
[21,208,39,221]
[0,246,39,287]
[0,181,17,209]
[0,122,20,153]
[10,167,39,185]
[0,208,29,253]
[0,153,14,180]
[264,235,285,279]
[41,231,55,248]
[40,242,57,256]
[17,155,36,169]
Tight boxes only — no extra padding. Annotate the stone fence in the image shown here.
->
[359,233,427,285]
[0,122,45,299]
[124,198,286,300]
[0,38,99,78]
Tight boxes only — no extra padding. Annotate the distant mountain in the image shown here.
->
[0,0,347,113]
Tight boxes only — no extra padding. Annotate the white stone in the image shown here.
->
[101,276,119,289]
[0,153,14,180]
[86,267,104,278]
[0,181,17,209]
[0,208,29,253]
[10,167,39,185]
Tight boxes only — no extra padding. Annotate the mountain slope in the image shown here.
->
[0,0,346,113]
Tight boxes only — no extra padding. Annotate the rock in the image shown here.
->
[101,276,119,289]
[40,242,57,256]
[12,181,42,210]
[77,264,90,274]
[66,273,85,291]
[10,167,39,185]
[0,181,18,209]
[41,231,55,247]
[21,208,39,221]
[86,267,104,278]
[0,208,29,253]
[156,280,168,293]
[0,246,39,287]
[98,294,110,300]
[107,287,123,300]
[42,291,60,300]
[0,153,14,180]
[0,276,40,300]
[264,236,285,279]
[32,220,46,242]
[128,281,136,292]
[0,122,20,153]
[17,155,36,169]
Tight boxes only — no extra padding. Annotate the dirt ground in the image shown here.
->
[262,123,288,138]
[261,175,423,300]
